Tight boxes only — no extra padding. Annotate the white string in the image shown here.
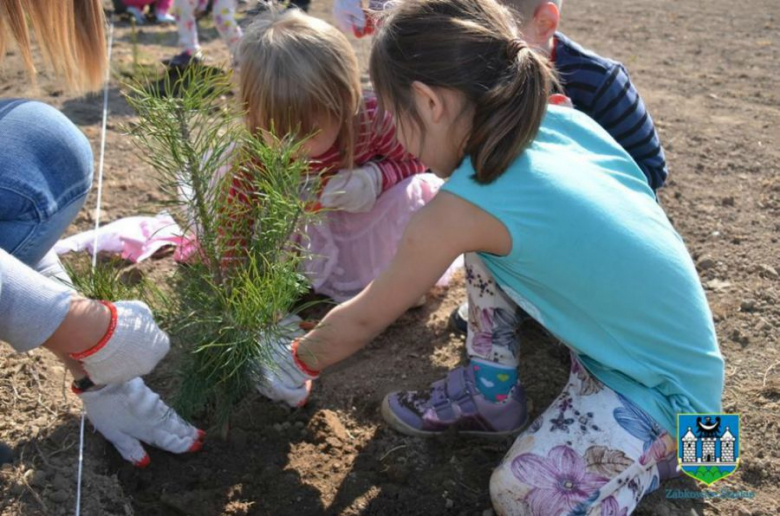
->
[91,23,115,270]
[75,413,86,516]
[77,21,114,516]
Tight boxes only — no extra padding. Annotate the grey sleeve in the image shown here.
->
[0,249,72,352]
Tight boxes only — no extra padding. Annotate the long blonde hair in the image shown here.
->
[238,9,362,167]
[0,0,107,92]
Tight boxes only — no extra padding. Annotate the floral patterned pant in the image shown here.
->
[173,0,242,55]
[465,255,676,515]
[465,254,523,366]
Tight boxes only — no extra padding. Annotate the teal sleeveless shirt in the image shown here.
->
[442,105,723,433]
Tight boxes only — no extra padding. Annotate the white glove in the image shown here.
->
[79,378,204,467]
[255,316,318,408]
[319,164,383,213]
[333,0,366,34]
[70,301,170,386]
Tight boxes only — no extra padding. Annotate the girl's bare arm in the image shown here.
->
[295,191,511,371]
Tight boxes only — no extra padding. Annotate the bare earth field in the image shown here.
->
[1,0,779,514]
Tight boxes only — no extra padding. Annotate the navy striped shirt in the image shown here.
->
[553,32,668,190]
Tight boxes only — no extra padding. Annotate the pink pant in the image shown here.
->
[123,0,173,12]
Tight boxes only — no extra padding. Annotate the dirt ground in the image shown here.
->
[1,0,779,514]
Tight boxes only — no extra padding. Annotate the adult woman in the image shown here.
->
[0,0,203,467]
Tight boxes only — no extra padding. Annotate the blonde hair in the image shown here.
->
[238,9,362,167]
[0,0,107,92]
[370,0,555,184]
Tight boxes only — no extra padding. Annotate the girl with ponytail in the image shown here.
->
[256,1,722,514]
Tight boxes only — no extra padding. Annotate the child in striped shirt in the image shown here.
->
[233,9,445,302]
[503,0,668,190]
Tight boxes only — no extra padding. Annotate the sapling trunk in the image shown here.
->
[173,102,223,285]
[123,64,318,427]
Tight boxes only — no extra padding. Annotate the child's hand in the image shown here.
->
[319,165,383,213]
[255,317,319,407]
[78,378,204,467]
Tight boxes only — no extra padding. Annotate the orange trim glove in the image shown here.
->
[254,316,319,408]
[78,378,204,467]
[70,301,170,386]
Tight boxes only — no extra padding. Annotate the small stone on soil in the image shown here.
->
[48,489,70,503]
[731,329,750,346]
[697,256,716,270]
[30,470,47,487]
[319,410,349,441]
[51,473,70,491]
[706,278,732,291]
[231,428,248,448]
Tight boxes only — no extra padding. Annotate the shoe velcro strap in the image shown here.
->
[432,367,477,422]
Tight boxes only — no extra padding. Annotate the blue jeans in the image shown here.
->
[0,100,92,352]
[0,99,93,268]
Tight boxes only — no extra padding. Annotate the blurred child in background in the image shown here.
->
[168,0,242,66]
[122,0,177,24]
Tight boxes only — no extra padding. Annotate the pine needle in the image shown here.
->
[123,64,319,426]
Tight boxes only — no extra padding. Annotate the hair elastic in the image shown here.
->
[506,38,528,59]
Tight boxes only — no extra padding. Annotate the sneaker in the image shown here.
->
[155,11,176,24]
[163,50,203,68]
[126,6,146,25]
[381,365,529,437]
[448,301,469,335]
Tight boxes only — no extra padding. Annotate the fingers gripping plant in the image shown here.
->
[124,67,316,427]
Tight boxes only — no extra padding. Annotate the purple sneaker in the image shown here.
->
[381,366,529,437]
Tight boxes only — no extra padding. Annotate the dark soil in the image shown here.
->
[2,1,779,515]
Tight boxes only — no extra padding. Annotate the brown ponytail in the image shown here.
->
[369,0,556,183]
[466,39,552,183]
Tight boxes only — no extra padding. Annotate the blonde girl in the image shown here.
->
[255,1,724,514]
[233,9,449,302]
